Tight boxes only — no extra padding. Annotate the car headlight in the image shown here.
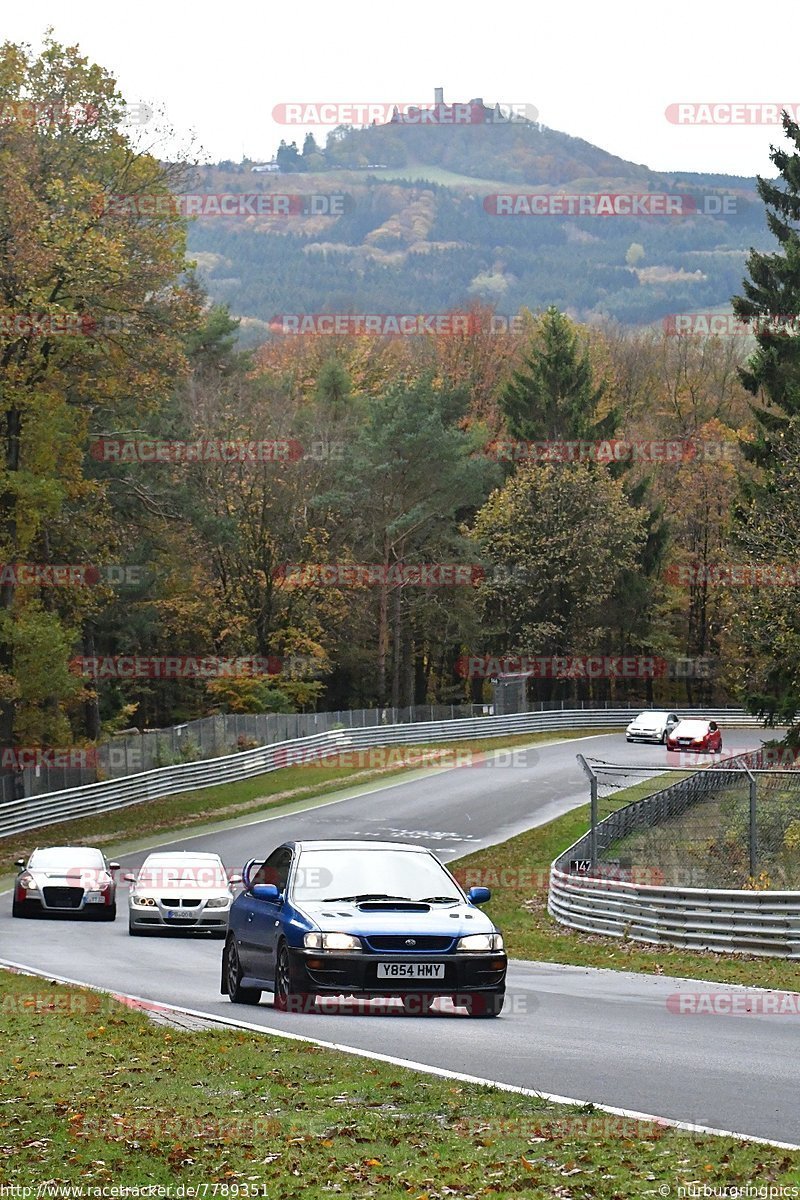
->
[304,932,362,951]
[457,933,504,952]
[133,895,157,906]
[17,873,38,891]
[205,896,230,908]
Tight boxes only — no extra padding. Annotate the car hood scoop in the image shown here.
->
[357,900,430,912]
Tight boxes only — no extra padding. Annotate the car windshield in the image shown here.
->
[137,857,228,889]
[292,848,463,904]
[673,721,708,736]
[634,712,668,722]
[29,847,104,869]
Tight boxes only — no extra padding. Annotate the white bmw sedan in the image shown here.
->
[127,851,239,937]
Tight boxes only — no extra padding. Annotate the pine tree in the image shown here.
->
[728,114,800,736]
[732,113,800,461]
[499,306,618,443]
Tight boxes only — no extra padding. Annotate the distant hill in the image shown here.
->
[186,100,770,343]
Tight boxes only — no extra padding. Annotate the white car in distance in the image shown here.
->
[126,850,240,937]
[625,710,680,744]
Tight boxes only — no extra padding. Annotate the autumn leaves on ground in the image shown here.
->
[2,970,798,1198]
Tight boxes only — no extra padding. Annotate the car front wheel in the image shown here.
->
[224,937,262,1005]
[11,899,30,918]
[273,942,312,1013]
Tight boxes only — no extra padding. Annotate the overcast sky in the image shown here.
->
[5,1,795,176]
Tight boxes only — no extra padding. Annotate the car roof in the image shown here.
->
[634,711,673,718]
[30,845,104,857]
[141,850,223,862]
[288,840,429,853]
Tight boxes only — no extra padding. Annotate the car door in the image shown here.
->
[238,847,293,983]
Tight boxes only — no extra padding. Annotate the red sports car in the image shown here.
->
[666,719,722,753]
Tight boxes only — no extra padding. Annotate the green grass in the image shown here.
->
[453,795,800,990]
[1,969,797,1195]
[0,729,612,877]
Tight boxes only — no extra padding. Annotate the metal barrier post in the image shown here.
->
[735,756,758,878]
[576,753,598,869]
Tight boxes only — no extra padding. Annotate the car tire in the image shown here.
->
[96,903,116,921]
[661,731,668,744]
[224,937,262,1005]
[272,941,311,1013]
[463,991,505,1018]
[11,899,30,918]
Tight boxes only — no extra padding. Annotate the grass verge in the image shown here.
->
[0,729,611,876]
[1,969,797,1196]
[453,798,800,991]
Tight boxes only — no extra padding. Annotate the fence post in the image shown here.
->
[750,774,758,878]
[576,754,598,870]
[736,757,757,878]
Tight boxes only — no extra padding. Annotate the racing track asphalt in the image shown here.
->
[2,729,797,1145]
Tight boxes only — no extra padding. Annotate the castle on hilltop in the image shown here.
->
[389,88,533,126]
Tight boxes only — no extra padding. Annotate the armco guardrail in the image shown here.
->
[549,750,800,958]
[0,706,760,840]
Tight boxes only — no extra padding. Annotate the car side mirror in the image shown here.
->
[14,858,26,868]
[109,862,121,871]
[241,858,263,891]
[468,886,491,905]
[122,872,137,883]
[252,884,281,902]
[229,873,243,885]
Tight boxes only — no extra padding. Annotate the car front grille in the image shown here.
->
[365,935,455,952]
[160,898,202,907]
[43,886,83,909]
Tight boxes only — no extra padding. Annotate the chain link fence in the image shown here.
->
[577,748,800,889]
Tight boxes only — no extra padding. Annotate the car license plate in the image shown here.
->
[376,962,445,979]
[165,909,195,920]
[85,892,106,904]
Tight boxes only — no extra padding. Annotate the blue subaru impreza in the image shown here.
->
[222,839,507,1016]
